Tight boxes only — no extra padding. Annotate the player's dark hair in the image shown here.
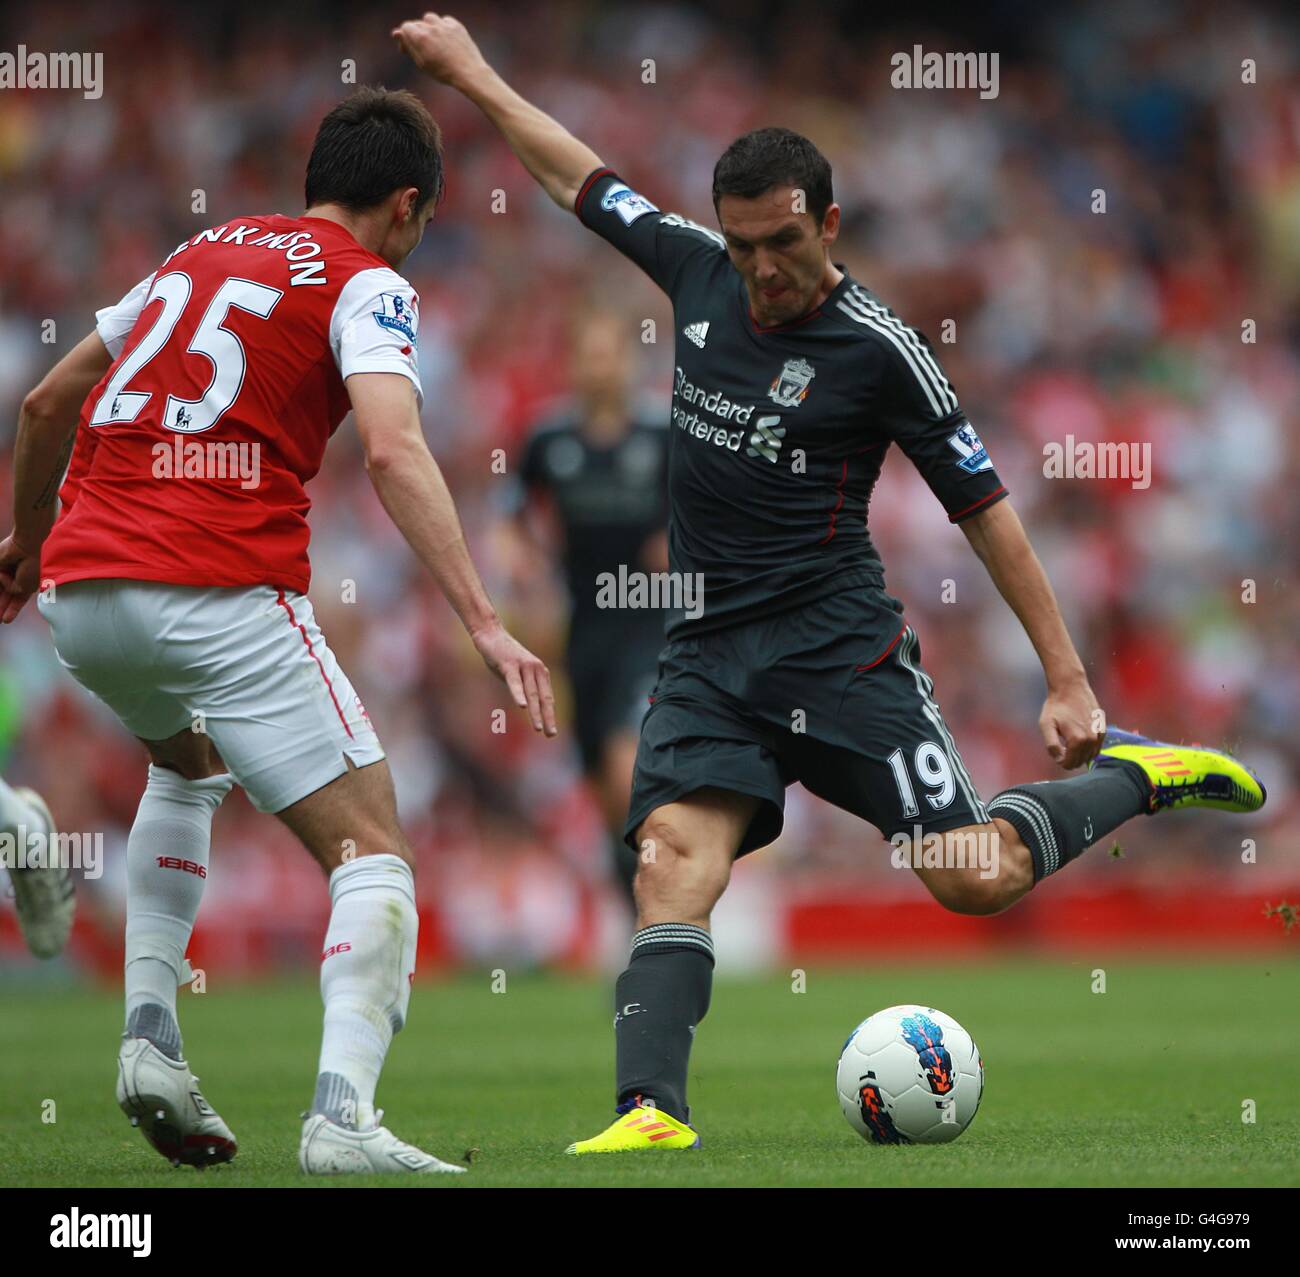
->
[712,127,834,225]
[305,86,444,214]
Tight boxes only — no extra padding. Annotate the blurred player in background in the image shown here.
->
[0,776,69,958]
[0,86,555,1175]
[398,12,1268,1156]
[501,311,669,906]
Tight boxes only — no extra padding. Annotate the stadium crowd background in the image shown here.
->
[1,0,1296,972]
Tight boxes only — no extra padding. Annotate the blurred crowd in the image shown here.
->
[1,0,1296,968]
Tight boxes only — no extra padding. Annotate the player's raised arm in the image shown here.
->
[0,330,113,621]
[347,371,557,737]
[395,13,724,297]
[393,13,601,211]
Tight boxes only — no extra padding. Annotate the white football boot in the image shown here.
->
[116,1036,237,1168]
[7,787,74,959]
[299,1110,467,1175]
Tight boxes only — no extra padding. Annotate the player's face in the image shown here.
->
[717,187,840,326]
[571,323,630,404]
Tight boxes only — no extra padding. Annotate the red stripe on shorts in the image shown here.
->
[275,589,354,740]
[855,622,908,672]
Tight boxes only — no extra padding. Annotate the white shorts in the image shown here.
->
[39,580,385,813]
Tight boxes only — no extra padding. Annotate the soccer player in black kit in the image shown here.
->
[503,313,669,903]
[398,14,1266,1155]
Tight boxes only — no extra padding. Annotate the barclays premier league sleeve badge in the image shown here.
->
[372,292,418,342]
[600,183,659,227]
[947,420,993,473]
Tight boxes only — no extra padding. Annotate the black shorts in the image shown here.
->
[623,588,988,856]
[567,622,664,774]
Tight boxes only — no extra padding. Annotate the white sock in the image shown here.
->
[0,777,41,833]
[313,853,418,1129]
[124,766,232,1054]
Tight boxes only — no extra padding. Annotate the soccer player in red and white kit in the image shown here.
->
[0,88,556,1174]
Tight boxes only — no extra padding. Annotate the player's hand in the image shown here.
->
[392,13,489,89]
[472,621,557,737]
[0,531,42,624]
[1039,677,1105,770]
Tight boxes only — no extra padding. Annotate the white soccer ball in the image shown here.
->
[836,1004,983,1144]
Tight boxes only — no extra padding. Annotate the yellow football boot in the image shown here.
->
[1096,728,1266,814]
[564,1103,700,1155]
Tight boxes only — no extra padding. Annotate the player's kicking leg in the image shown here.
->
[798,617,1266,917]
[566,787,754,1154]
[909,728,1266,916]
[0,777,72,958]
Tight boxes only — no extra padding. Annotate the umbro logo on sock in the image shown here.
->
[683,321,709,348]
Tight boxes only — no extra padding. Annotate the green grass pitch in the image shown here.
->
[2,960,1296,1187]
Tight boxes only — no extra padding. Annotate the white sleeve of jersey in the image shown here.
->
[94,272,156,359]
[330,267,423,404]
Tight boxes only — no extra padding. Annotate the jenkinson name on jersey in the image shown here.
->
[43,214,423,595]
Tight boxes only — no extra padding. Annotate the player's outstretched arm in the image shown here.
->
[393,13,602,210]
[347,371,557,736]
[959,498,1104,770]
[0,330,113,623]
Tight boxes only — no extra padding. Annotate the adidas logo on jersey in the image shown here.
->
[683,321,709,348]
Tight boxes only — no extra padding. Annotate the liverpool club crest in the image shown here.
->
[768,357,815,408]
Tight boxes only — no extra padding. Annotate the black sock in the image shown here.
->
[987,759,1150,882]
[614,924,714,1124]
[125,1002,182,1061]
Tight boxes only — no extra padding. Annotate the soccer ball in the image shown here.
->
[836,1004,983,1144]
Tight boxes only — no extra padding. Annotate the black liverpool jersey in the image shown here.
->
[509,408,670,630]
[574,167,1008,639]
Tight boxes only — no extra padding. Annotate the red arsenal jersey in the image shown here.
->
[42,214,423,594]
